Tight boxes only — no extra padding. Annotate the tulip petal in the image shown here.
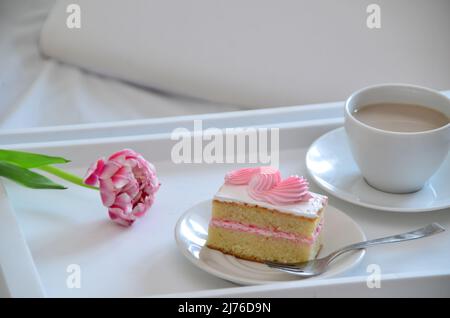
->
[109,149,137,161]
[111,166,131,189]
[113,193,132,214]
[108,209,134,227]
[84,158,105,186]
[132,202,147,217]
[100,160,122,180]
[99,179,116,207]
[123,180,139,199]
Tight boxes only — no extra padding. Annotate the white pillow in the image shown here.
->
[40,0,450,108]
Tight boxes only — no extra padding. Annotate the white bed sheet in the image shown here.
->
[39,0,450,109]
[0,0,244,130]
[2,1,450,131]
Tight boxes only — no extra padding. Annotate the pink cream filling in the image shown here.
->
[210,218,323,245]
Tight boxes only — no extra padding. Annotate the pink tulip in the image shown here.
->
[84,149,160,226]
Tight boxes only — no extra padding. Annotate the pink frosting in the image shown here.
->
[224,167,312,205]
[210,218,323,245]
[225,167,263,185]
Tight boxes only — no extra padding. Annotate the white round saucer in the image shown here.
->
[306,127,450,212]
[174,200,365,285]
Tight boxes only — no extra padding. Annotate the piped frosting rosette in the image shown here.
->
[224,166,312,205]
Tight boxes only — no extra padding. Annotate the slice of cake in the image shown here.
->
[206,166,327,264]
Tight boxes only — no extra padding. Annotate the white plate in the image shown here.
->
[174,200,365,285]
[306,127,450,212]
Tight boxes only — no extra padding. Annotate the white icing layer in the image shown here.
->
[214,184,326,218]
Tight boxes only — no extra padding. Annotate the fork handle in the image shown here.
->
[327,223,445,263]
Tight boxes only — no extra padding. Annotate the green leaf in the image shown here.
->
[0,161,67,189]
[0,149,70,168]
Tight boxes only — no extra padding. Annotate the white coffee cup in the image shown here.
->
[345,84,450,194]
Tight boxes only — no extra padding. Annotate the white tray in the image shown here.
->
[1,97,450,297]
[1,90,448,148]
[0,100,345,147]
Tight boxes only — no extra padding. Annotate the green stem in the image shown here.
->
[38,165,99,190]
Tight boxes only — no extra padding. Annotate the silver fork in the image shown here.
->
[266,223,445,277]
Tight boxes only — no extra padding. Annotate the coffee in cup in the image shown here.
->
[352,102,448,133]
[345,84,450,194]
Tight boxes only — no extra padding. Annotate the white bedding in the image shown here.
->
[40,0,450,109]
[1,1,450,130]
[0,0,244,130]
